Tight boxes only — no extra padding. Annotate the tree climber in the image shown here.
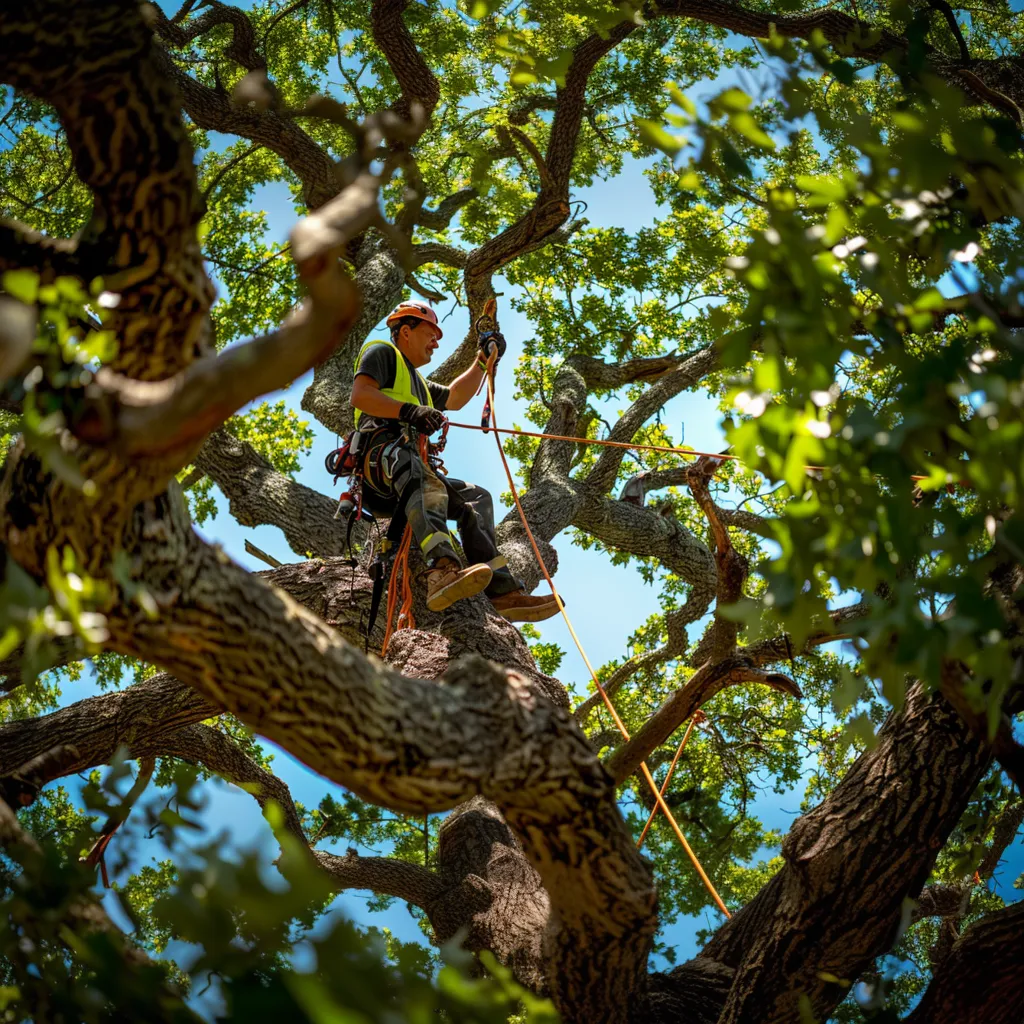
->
[349,301,562,621]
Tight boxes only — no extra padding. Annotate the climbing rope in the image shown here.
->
[481,358,732,918]
[447,419,955,486]
[636,709,705,851]
[380,435,431,655]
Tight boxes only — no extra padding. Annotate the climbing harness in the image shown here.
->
[326,416,449,654]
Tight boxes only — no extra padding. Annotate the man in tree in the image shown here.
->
[350,300,561,621]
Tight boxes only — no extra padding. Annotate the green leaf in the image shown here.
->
[635,117,685,156]
[2,269,39,304]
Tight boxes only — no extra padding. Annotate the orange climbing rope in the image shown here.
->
[448,419,955,486]
[480,354,732,918]
[380,435,432,655]
[636,709,705,851]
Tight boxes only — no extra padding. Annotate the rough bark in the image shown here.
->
[694,683,991,1024]
[905,901,1024,1024]
[81,490,656,1022]
[0,673,217,783]
[193,429,347,559]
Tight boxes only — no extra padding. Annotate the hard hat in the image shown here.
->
[386,301,443,339]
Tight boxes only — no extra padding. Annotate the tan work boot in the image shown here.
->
[489,589,563,623]
[426,560,493,611]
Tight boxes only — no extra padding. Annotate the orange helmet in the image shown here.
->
[386,301,443,339]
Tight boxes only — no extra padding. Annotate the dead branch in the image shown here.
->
[244,539,283,568]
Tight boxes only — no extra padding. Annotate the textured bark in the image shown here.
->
[0,3,213,383]
[194,429,347,559]
[696,683,991,1024]
[432,796,551,993]
[0,673,217,782]
[88,492,656,1022]
[906,901,1024,1024]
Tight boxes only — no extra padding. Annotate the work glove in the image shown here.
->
[399,403,446,435]
[477,329,506,362]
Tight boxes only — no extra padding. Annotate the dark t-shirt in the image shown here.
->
[354,343,449,433]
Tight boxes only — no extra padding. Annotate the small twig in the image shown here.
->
[201,142,262,201]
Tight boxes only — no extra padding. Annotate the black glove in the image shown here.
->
[399,403,446,435]
[477,330,507,361]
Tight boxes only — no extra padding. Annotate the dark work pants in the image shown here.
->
[368,436,521,597]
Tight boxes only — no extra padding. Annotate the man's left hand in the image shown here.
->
[478,330,506,361]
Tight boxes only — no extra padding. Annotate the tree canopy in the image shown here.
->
[1,0,1024,1021]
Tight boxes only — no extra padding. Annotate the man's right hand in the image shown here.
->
[399,403,446,435]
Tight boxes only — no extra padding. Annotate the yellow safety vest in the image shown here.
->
[352,340,434,428]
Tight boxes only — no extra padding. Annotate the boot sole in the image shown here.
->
[426,568,493,612]
[494,600,563,623]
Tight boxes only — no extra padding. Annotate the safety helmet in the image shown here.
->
[386,301,443,339]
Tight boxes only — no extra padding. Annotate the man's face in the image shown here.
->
[399,320,442,367]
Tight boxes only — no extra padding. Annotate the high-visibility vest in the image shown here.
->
[352,340,434,428]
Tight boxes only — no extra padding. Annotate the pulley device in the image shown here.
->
[474,297,501,433]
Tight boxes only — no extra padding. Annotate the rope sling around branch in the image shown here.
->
[481,354,732,919]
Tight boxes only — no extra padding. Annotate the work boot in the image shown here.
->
[489,589,563,623]
[426,560,493,611]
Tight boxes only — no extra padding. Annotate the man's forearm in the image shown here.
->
[446,363,486,411]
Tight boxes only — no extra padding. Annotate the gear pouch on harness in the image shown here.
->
[359,429,410,515]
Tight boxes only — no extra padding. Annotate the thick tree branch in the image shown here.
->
[370,0,441,123]
[906,901,1024,1024]
[152,0,265,72]
[416,187,478,230]
[567,349,706,391]
[582,347,719,496]
[193,429,347,560]
[572,495,718,610]
[104,511,657,1023]
[410,241,470,270]
[1,1,215,381]
[154,48,339,209]
[0,673,218,783]
[698,682,991,1024]
[312,848,447,909]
